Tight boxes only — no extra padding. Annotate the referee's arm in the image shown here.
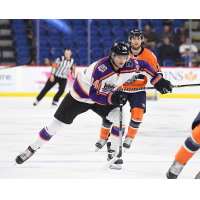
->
[70,60,76,80]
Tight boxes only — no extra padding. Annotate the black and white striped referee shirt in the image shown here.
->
[51,56,76,79]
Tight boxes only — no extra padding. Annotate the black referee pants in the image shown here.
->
[36,76,67,102]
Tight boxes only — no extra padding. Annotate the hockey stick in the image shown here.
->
[102,102,123,170]
[0,53,35,70]
[116,83,200,92]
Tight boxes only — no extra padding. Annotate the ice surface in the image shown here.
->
[0,96,200,179]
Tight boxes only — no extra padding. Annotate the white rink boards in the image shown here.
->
[0,96,200,179]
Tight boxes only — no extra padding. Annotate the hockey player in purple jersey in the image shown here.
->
[15,41,172,169]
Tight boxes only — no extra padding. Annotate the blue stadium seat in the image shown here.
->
[74,26,86,37]
[102,37,114,48]
[115,36,127,43]
[90,27,99,37]
[157,59,161,66]
[89,19,97,27]
[15,36,28,47]
[39,47,50,58]
[39,36,48,47]
[113,27,125,38]
[78,48,88,60]
[74,58,80,65]
[90,37,101,48]
[62,19,71,25]
[110,19,123,27]
[62,37,74,47]
[13,25,26,37]
[92,48,104,59]
[18,58,29,65]
[40,57,46,65]
[140,19,150,26]
[50,47,63,60]
[148,48,158,57]
[80,59,88,65]
[163,59,175,66]
[98,19,110,27]
[125,19,137,27]
[104,48,110,56]
[154,26,164,35]
[12,19,24,26]
[49,36,62,47]
[173,19,183,27]
[16,47,29,59]
[76,37,87,48]
[34,28,46,36]
[151,19,163,28]
[71,19,85,26]
[48,28,60,37]
[99,27,112,37]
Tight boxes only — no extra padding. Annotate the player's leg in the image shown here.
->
[33,78,57,106]
[52,77,67,107]
[167,124,200,179]
[92,104,129,169]
[123,91,146,151]
[95,119,112,151]
[15,92,92,164]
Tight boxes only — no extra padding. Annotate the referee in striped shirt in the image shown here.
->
[33,47,76,107]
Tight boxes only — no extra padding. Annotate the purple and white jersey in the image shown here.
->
[70,57,160,105]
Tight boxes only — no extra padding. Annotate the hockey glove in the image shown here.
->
[150,73,173,94]
[108,91,127,106]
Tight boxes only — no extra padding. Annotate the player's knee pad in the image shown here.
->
[106,107,129,127]
[191,124,200,145]
[45,117,67,136]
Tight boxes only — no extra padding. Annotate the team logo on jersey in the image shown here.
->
[98,64,107,73]
[122,46,127,50]
[104,83,116,90]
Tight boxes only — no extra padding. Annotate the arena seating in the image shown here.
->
[10,19,190,66]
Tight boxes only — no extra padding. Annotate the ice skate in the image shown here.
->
[166,160,185,179]
[107,148,123,170]
[95,138,108,151]
[51,101,58,108]
[194,172,200,179]
[123,136,133,152]
[33,100,39,106]
[15,146,36,165]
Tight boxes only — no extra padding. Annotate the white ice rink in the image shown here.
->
[0,96,200,179]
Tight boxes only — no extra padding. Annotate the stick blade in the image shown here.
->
[102,157,118,170]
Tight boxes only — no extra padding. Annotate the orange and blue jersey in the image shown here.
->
[118,46,162,92]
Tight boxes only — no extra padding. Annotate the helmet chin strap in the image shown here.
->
[112,59,120,68]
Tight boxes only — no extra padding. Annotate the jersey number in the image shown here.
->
[90,78,99,89]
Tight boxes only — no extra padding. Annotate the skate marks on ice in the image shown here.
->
[0,97,200,178]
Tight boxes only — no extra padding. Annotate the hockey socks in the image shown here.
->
[175,124,200,165]
[126,107,144,139]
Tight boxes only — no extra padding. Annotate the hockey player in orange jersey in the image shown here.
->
[95,29,168,152]
[167,112,200,179]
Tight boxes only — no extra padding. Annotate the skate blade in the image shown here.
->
[95,148,100,152]
[109,164,122,170]
[102,157,118,170]
[14,162,17,166]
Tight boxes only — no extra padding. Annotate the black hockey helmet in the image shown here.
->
[128,29,144,44]
[110,41,130,59]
